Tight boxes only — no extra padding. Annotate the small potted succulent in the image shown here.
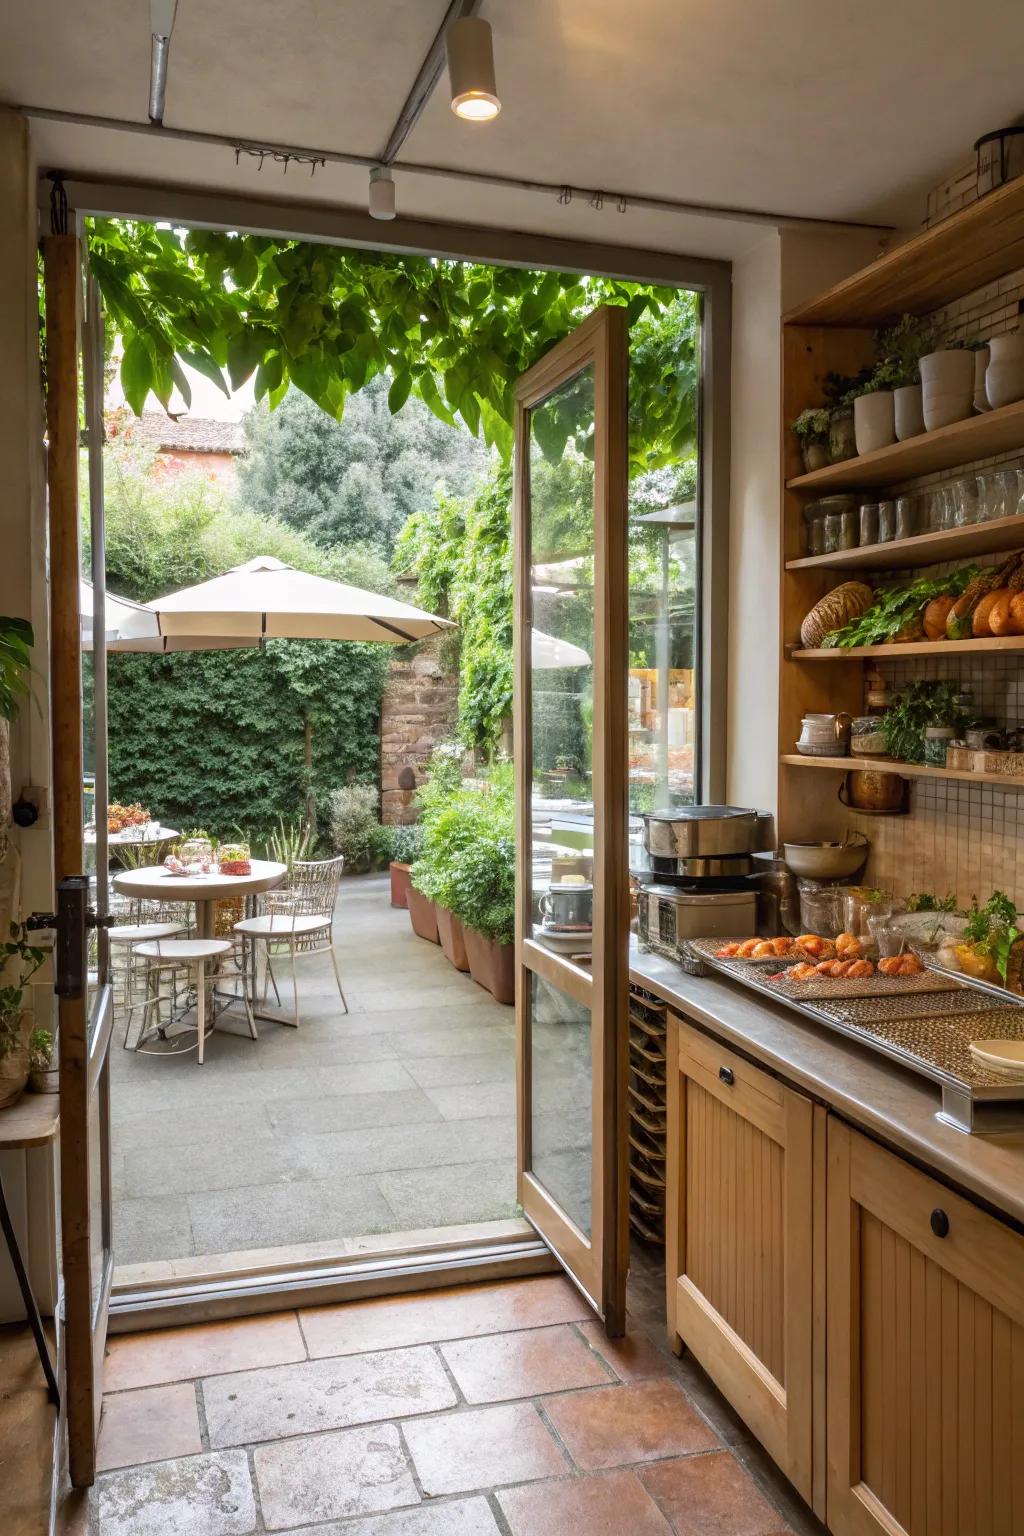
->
[27,1028,58,1094]
[0,922,48,1109]
[790,408,831,473]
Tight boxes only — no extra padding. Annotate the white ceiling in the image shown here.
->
[4,0,1023,262]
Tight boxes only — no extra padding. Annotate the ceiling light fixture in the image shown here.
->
[148,0,178,125]
[446,16,500,122]
[368,165,396,220]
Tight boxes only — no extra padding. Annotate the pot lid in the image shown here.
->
[642,805,756,822]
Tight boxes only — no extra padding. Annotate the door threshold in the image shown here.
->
[109,1218,553,1331]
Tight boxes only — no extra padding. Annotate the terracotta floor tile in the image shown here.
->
[103,1311,306,1392]
[640,1453,788,1536]
[254,1421,418,1530]
[545,1379,718,1471]
[498,1468,674,1535]
[577,1322,672,1383]
[97,1382,202,1472]
[333,1500,502,1535]
[441,1324,609,1403]
[300,1275,590,1358]
[403,1402,567,1495]
[203,1344,456,1446]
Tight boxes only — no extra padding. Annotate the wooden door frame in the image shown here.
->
[513,304,630,1330]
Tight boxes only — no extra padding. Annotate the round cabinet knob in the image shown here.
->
[930,1208,950,1239]
[718,1066,735,1085]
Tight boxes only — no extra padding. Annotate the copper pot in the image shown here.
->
[839,770,907,814]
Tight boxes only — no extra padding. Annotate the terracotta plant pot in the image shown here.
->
[853,391,896,454]
[28,1065,59,1095]
[436,906,470,972]
[389,861,413,909]
[0,1012,32,1109]
[920,349,974,430]
[985,332,1024,409]
[893,384,925,441]
[464,926,515,1005]
[407,886,440,944]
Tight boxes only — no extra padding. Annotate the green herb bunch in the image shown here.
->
[905,892,958,914]
[880,681,964,764]
[963,891,1021,983]
[791,407,830,441]
[0,923,48,1059]
[824,568,977,649]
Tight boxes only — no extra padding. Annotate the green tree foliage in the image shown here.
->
[97,437,390,841]
[87,220,698,474]
[237,376,489,556]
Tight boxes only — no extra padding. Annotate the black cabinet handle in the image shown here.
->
[719,1066,735,1085]
[930,1208,950,1239]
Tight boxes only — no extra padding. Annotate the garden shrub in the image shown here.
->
[328,784,392,872]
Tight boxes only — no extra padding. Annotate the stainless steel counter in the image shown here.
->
[630,940,1024,1229]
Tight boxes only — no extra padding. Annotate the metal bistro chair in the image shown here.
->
[234,854,347,1026]
[128,934,257,1063]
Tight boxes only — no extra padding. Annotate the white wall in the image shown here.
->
[724,226,891,818]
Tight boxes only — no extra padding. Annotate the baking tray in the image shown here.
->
[687,939,960,998]
[683,940,1024,1132]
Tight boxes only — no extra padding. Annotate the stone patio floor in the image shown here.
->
[110,874,522,1271]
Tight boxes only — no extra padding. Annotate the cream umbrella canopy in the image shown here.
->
[109,555,454,651]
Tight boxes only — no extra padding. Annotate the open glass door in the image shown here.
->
[513,306,629,1332]
[44,230,115,1487]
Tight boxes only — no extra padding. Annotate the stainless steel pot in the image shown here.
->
[641,805,759,859]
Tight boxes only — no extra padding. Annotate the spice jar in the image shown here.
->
[923,727,956,766]
[850,716,889,756]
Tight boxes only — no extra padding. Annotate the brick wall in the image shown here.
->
[380,635,459,825]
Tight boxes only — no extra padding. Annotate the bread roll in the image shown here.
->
[972,588,1010,637]
[923,595,954,640]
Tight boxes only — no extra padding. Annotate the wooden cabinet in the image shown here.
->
[666,1017,821,1506]
[826,1120,1024,1536]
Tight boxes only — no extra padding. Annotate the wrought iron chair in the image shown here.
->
[234,854,347,1025]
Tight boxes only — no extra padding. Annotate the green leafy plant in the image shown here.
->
[905,892,958,914]
[88,219,698,476]
[824,568,977,649]
[267,816,314,874]
[28,1028,53,1074]
[881,681,964,764]
[411,759,514,943]
[328,784,392,873]
[0,617,33,722]
[0,923,48,1057]
[823,367,875,407]
[871,314,939,389]
[791,408,830,442]
[963,891,1020,982]
[390,824,424,865]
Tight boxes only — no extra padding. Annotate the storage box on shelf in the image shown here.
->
[780,187,1024,853]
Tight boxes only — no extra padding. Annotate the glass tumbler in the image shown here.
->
[894,496,916,540]
[859,502,879,545]
[976,472,1009,521]
[877,500,896,542]
[954,475,979,524]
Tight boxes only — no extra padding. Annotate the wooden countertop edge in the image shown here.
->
[0,1094,60,1149]
[630,944,1024,1229]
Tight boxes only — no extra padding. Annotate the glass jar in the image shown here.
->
[894,496,916,540]
[218,841,252,876]
[850,716,889,756]
[877,500,896,542]
[843,887,898,944]
[829,405,857,463]
[822,511,842,553]
[797,879,845,937]
[923,727,955,766]
[802,501,826,556]
[859,502,879,545]
[179,836,214,874]
[838,508,858,549]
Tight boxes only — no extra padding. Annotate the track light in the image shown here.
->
[446,17,500,122]
[368,166,396,220]
[149,0,178,125]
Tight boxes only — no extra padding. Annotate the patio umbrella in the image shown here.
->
[80,577,162,649]
[108,555,454,651]
[531,629,590,669]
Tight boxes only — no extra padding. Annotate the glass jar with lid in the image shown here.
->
[850,716,889,756]
[802,501,827,556]
[923,727,956,767]
[179,835,214,874]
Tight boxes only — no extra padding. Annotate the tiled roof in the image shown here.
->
[138,412,245,454]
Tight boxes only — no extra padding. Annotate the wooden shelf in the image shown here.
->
[780,753,1024,792]
[790,635,1024,660]
[0,1094,59,1150]
[786,513,1024,572]
[783,177,1024,326]
[786,399,1024,492]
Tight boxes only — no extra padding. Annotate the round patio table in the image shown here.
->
[111,859,287,939]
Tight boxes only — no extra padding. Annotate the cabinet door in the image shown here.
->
[666,1018,818,1503]
[827,1120,1024,1536]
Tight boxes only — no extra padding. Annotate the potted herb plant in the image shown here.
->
[389,824,423,909]
[27,1028,58,1094]
[446,765,515,1004]
[406,745,465,947]
[0,922,48,1108]
[790,408,831,473]
[872,314,937,439]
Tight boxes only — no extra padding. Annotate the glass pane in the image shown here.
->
[527,972,592,1237]
[626,517,698,814]
[528,365,596,923]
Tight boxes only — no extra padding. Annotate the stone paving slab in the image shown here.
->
[98,1448,256,1536]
